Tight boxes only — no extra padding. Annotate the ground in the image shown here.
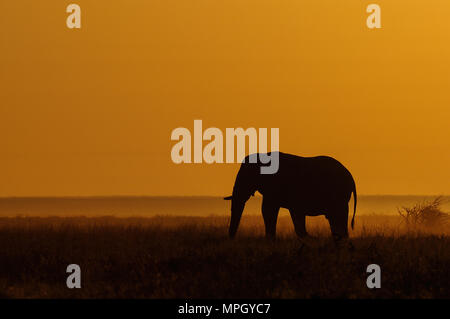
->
[0,215,448,298]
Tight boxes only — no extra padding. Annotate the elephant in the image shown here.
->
[224,152,357,241]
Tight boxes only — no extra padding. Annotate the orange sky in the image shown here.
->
[1,1,449,196]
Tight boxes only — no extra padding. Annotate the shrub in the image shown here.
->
[398,197,449,228]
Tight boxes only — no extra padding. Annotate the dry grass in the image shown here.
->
[0,215,449,299]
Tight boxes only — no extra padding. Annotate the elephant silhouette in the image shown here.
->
[224,152,357,241]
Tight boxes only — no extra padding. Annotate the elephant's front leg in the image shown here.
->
[261,197,280,239]
[289,209,308,238]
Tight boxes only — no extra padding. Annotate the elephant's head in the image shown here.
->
[224,160,260,238]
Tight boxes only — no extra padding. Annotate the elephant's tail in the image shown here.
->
[351,180,357,230]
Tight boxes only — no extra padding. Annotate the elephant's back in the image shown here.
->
[278,153,354,192]
[279,153,350,174]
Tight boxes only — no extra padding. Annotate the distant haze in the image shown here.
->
[0,196,448,218]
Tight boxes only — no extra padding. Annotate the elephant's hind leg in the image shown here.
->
[289,209,308,238]
[261,198,280,239]
[327,203,349,242]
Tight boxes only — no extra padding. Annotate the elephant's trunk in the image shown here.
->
[227,163,258,238]
[229,199,245,238]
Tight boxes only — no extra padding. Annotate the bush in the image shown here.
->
[398,197,449,228]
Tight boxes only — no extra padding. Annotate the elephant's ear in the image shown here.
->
[224,196,233,200]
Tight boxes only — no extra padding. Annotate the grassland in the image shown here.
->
[0,215,449,299]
